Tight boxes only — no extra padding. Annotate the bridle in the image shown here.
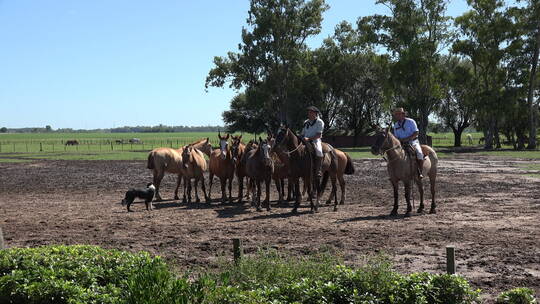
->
[274,128,303,156]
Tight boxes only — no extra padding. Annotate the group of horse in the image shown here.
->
[145,125,439,216]
[146,126,355,214]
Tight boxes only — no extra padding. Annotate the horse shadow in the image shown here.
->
[228,209,311,222]
[337,212,424,223]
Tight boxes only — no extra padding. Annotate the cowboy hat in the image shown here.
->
[307,106,320,113]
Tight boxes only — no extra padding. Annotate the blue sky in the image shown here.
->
[0,0,470,129]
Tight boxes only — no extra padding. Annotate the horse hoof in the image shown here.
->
[405,212,412,217]
[325,200,331,205]
[174,196,180,200]
[429,209,436,214]
[417,208,424,214]
[339,201,344,205]
[333,207,338,212]
[390,210,398,216]
[195,198,201,203]
[182,198,187,204]
[266,207,271,211]
[291,208,298,214]
[256,208,262,212]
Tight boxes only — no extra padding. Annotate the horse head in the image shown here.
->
[218,132,230,160]
[371,126,397,155]
[231,135,243,163]
[181,145,192,169]
[259,137,272,167]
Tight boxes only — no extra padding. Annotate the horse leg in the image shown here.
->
[390,180,399,216]
[200,174,209,203]
[174,174,182,200]
[250,179,256,207]
[208,172,214,202]
[275,178,283,205]
[404,181,412,216]
[416,178,425,213]
[336,175,345,205]
[326,174,336,205]
[153,169,164,201]
[187,178,193,202]
[331,175,338,212]
[220,178,226,204]
[286,178,293,201]
[228,176,233,204]
[238,176,244,203]
[429,173,437,214]
[246,178,252,200]
[255,180,262,212]
[265,178,271,211]
[194,177,200,203]
[292,179,300,214]
[181,175,187,203]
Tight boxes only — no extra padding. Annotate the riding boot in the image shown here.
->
[314,155,323,193]
[416,159,424,179]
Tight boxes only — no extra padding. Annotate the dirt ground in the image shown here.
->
[0,156,538,302]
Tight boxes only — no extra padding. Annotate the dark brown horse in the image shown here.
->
[208,132,235,203]
[371,128,438,216]
[273,126,319,213]
[246,137,274,211]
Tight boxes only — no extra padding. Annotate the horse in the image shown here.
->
[180,144,209,203]
[318,147,355,211]
[273,126,319,213]
[208,132,235,203]
[371,128,438,216]
[65,140,79,146]
[147,138,211,201]
[231,135,256,203]
[246,137,274,211]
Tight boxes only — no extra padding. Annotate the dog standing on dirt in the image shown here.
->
[121,183,156,212]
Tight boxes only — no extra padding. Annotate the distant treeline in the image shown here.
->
[0,125,224,133]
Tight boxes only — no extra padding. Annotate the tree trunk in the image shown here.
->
[484,119,496,150]
[527,25,540,150]
[418,112,430,145]
[452,127,464,147]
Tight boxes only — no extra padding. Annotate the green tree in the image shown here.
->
[45,125,52,132]
[0,127,6,133]
[452,0,520,150]
[206,0,328,126]
[357,0,453,144]
[437,56,476,147]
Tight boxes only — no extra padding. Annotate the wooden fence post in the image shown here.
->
[446,246,456,275]
[233,238,243,264]
[0,226,5,250]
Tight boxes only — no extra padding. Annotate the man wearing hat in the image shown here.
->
[301,106,325,179]
[393,107,424,178]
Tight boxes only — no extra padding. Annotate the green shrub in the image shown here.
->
[0,245,162,304]
[497,287,537,304]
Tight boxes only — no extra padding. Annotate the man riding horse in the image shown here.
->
[393,107,424,179]
[301,106,324,180]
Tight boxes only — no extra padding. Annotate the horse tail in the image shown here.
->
[147,152,155,169]
[319,170,329,195]
[344,153,355,175]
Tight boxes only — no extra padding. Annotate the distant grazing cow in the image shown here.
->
[65,140,79,146]
[115,139,124,144]
[129,138,141,143]
[466,134,473,145]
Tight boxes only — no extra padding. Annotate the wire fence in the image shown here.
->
[0,138,206,153]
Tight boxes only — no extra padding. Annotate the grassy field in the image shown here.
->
[0,131,538,162]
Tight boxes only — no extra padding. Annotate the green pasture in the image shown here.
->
[0,131,539,162]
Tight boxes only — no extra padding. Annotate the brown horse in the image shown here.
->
[181,144,209,203]
[231,135,256,203]
[273,126,319,213]
[246,137,274,211]
[208,132,235,203]
[147,138,211,201]
[371,128,438,216]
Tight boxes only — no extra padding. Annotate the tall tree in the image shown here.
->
[453,0,516,150]
[357,0,453,144]
[206,0,328,126]
[437,56,476,147]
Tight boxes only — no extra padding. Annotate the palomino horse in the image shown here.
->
[246,138,274,211]
[147,138,211,201]
[273,126,319,213]
[319,147,355,211]
[208,132,235,203]
[371,128,438,216]
[181,144,209,203]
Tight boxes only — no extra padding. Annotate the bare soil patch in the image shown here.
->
[0,156,538,301]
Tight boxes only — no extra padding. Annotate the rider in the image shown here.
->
[392,107,424,179]
[301,106,324,179]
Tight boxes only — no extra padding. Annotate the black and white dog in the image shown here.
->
[121,183,156,212]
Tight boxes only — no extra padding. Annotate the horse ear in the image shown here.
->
[226,133,230,140]
[238,134,242,140]
[205,137,209,143]
[259,136,262,143]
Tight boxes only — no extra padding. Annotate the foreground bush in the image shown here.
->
[496,287,537,304]
[1,245,531,303]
